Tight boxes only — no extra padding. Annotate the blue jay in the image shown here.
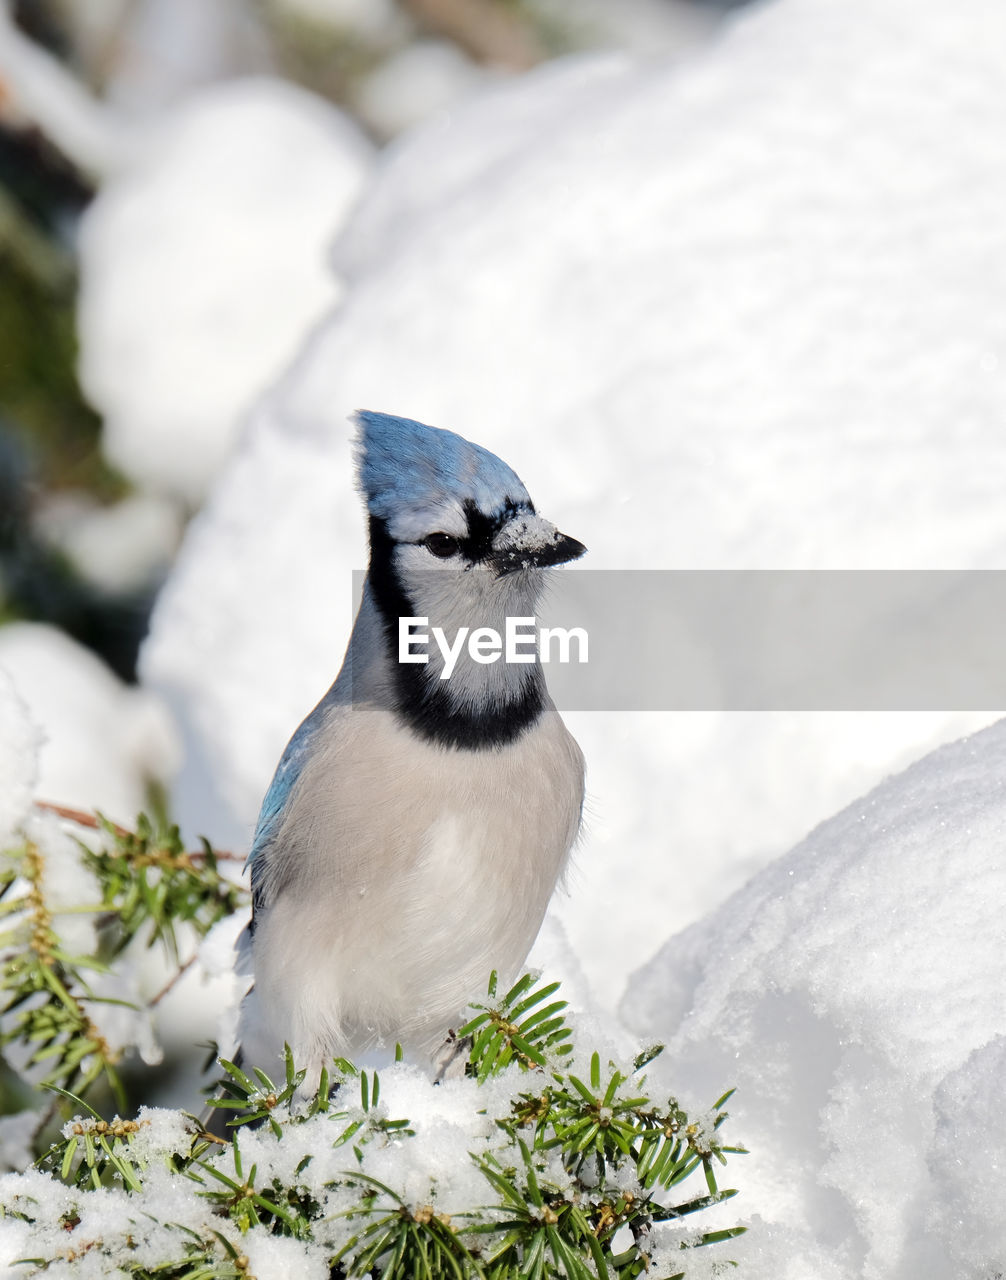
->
[236,411,585,1085]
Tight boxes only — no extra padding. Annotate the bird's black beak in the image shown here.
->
[492,530,587,575]
[528,531,587,568]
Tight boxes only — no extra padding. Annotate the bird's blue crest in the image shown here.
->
[355,411,530,526]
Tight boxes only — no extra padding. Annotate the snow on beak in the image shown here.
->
[490,511,586,576]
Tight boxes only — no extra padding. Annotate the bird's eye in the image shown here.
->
[424,532,460,558]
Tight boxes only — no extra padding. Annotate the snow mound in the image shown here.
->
[0,668,39,851]
[354,39,493,140]
[929,1037,1006,1274]
[35,491,183,595]
[143,0,1006,1000]
[0,623,179,826]
[78,76,374,504]
[622,717,1006,1279]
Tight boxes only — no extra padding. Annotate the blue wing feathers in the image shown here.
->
[247,706,326,903]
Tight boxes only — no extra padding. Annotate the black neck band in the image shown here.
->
[367,516,545,750]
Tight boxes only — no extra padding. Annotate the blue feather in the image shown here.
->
[247,708,324,873]
[355,410,530,520]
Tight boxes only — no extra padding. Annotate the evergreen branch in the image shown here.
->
[2,813,748,1280]
[1,811,249,1119]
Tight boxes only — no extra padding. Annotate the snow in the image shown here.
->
[272,0,400,38]
[335,1064,500,1212]
[192,909,251,1061]
[0,1054,597,1274]
[0,1169,75,1269]
[622,716,1006,1278]
[0,0,135,176]
[34,492,183,596]
[0,669,38,852]
[0,1111,37,1176]
[126,1106,200,1161]
[103,0,271,116]
[353,39,495,139]
[0,623,179,826]
[77,76,375,504]
[241,1230,331,1280]
[3,0,1006,1266]
[529,0,720,57]
[929,1037,1006,1274]
[143,0,1006,1010]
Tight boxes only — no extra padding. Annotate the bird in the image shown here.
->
[234,410,586,1089]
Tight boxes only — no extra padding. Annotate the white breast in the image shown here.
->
[241,701,584,1078]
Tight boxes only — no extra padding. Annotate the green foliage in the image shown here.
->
[1,813,747,1277]
[36,1087,152,1193]
[208,1047,415,1152]
[83,814,245,965]
[460,971,573,1081]
[9,973,745,1278]
[462,974,746,1279]
[0,128,114,497]
[0,812,246,1111]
